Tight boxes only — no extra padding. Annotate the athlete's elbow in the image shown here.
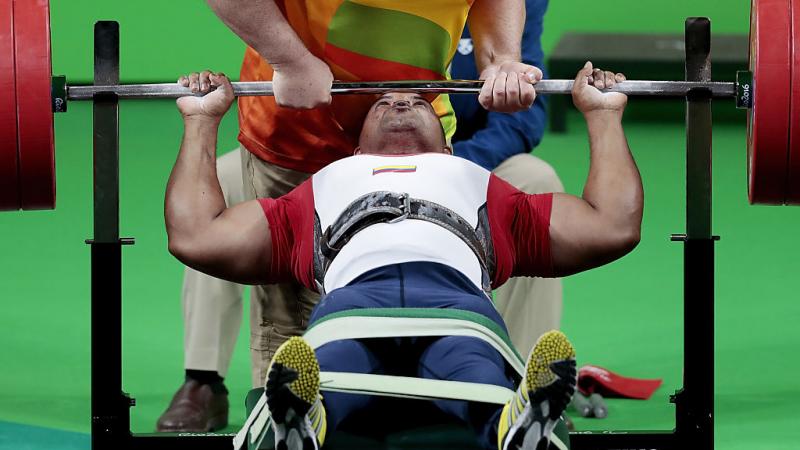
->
[167,236,188,262]
[619,226,641,253]
[609,200,643,255]
[609,222,641,257]
[165,211,203,263]
[167,233,201,266]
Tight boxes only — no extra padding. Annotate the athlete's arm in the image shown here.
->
[165,71,274,285]
[548,63,643,275]
[468,0,543,113]
[205,0,332,108]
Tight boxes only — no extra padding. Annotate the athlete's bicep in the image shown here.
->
[183,200,274,285]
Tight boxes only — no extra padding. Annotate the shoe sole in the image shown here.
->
[504,331,577,450]
[266,337,321,450]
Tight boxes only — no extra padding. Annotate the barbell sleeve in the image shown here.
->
[65,79,738,100]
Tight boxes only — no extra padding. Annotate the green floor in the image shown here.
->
[1,101,799,449]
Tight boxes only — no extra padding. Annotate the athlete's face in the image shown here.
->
[356,92,450,156]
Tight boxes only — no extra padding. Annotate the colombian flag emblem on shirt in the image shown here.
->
[372,165,417,176]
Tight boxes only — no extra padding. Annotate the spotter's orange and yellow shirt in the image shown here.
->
[238,0,473,173]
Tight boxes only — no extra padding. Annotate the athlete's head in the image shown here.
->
[356,92,451,156]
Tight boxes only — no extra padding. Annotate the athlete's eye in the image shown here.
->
[377,100,390,106]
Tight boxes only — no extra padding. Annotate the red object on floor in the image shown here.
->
[578,365,662,400]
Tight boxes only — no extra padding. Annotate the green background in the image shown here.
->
[3,1,800,450]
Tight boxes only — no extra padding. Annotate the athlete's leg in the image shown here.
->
[315,339,385,431]
[302,278,401,432]
[497,331,577,450]
[417,335,514,449]
[265,336,389,449]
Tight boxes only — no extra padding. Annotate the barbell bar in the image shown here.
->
[0,0,797,211]
[63,79,741,101]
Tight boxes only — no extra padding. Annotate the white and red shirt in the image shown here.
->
[258,153,554,293]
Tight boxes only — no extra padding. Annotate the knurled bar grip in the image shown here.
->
[66,79,738,100]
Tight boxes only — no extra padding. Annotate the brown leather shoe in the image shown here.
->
[155,379,229,432]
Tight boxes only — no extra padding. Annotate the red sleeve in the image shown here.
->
[487,174,554,287]
[257,179,316,290]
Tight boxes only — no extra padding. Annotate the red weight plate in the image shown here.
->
[787,0,800,203]
[0,0,20,210]
[747,0,792,204]
[13,0,55,210]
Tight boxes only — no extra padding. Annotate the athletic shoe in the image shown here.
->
[265,337,327,450]
[497,330,577,450]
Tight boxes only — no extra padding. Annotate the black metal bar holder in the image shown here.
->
[673,17,716,450]
[88,21,232,450]
[88,18,715,450]
[88,20,130,450]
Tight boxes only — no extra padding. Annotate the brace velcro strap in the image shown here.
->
[320,191,491,291]
[320,371,515,404]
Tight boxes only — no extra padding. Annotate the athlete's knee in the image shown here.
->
[419,336,508,385]
[316,339,382,374]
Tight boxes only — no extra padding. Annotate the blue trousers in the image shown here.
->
[309,262,517,450]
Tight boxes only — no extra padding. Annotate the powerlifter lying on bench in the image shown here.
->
[165,62,641,450]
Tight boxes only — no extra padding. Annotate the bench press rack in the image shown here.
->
[87,18,715,450]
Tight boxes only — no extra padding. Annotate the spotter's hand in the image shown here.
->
[478,61,543,113]
[571,61,628,114]
[271,53,333,109]
[176,70,235,120]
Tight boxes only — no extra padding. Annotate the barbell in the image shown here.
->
[0,0,797,211]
